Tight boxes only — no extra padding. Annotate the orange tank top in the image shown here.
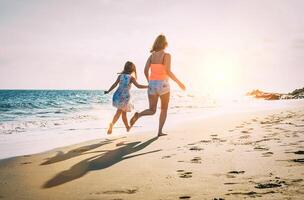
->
[149,64,168,80]
[149,53,168,80]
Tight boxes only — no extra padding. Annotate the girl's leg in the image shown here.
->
[158,92,170,136]
[130,94,158,126]
[121,111,130,132]
[108,109,122,134]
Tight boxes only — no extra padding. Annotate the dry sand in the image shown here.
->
[0,105,304,200]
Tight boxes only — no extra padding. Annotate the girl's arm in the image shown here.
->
[164,53,186,90]
[104,75,120,94]
[144,55,151,83]
[131,77,148,89]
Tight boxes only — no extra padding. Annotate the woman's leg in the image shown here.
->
[139,94,158,117]
[121,111,130,132]
[130,94,158,126]
[158,92,170,136]
[108,109,122,134]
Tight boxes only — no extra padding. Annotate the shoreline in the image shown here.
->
[0,99,303,161]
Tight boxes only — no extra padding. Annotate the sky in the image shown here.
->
[0,0,303,95]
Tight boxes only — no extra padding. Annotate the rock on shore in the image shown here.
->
[247,87,304,100]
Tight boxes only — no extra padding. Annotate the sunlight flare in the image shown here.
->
[191,51,243,98]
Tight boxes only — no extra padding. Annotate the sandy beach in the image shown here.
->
[2,0,304,199]
[0,103,304,200]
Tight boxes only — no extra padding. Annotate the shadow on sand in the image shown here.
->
[41,138,121,165]
[43,136,161,188]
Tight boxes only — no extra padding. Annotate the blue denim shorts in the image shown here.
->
[148,80,170,96]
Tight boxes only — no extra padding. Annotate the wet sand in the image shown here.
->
[0,105,304,199]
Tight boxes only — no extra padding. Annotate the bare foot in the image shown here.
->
[158,133,167,137]
[107,123,113,134]
[130,112,139,127]
[126,126,131,132]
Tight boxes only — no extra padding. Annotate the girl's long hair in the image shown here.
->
[150,34,168,53]
[118,61,137,79]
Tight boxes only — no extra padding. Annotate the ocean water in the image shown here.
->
[0,90,109,133]
[0,90,215,135]
[0,90,302,160]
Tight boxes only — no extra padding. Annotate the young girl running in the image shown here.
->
[104,61,148,134]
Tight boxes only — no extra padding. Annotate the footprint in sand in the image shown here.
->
[189,146,203,151]
[289,142,299,146]
[162,155,171,159]
[262,152,274,157]
[211,137,227,143]
[239,135,250,139]
[161,154,176,159]
[291,179,303,183]
[228,170,245,175]
[224,182,239,185]
[200,140,212,143]
[20,162,32,165]
[102,189,138,194]
[179,195,191,199]
[213,198,225,200]
[226,191,275,197]
[291,158,304,163]
[253,146,269,151]
[191,157,202,164]
[292,132,299,138]
[294,150,304,155]
[178,171,193,178]
[255,181,285,189]
[241,130,250,134]
[226,171,245,179]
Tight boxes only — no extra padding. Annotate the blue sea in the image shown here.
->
[0,90,109,122]
[0,90,215,134]
[1,89,299,160]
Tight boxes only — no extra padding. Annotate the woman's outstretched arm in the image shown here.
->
[164,53,186,90]
[131,77,148,89]
[104,75,120,94]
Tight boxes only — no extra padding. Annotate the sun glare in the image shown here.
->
[189,51,243,98]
